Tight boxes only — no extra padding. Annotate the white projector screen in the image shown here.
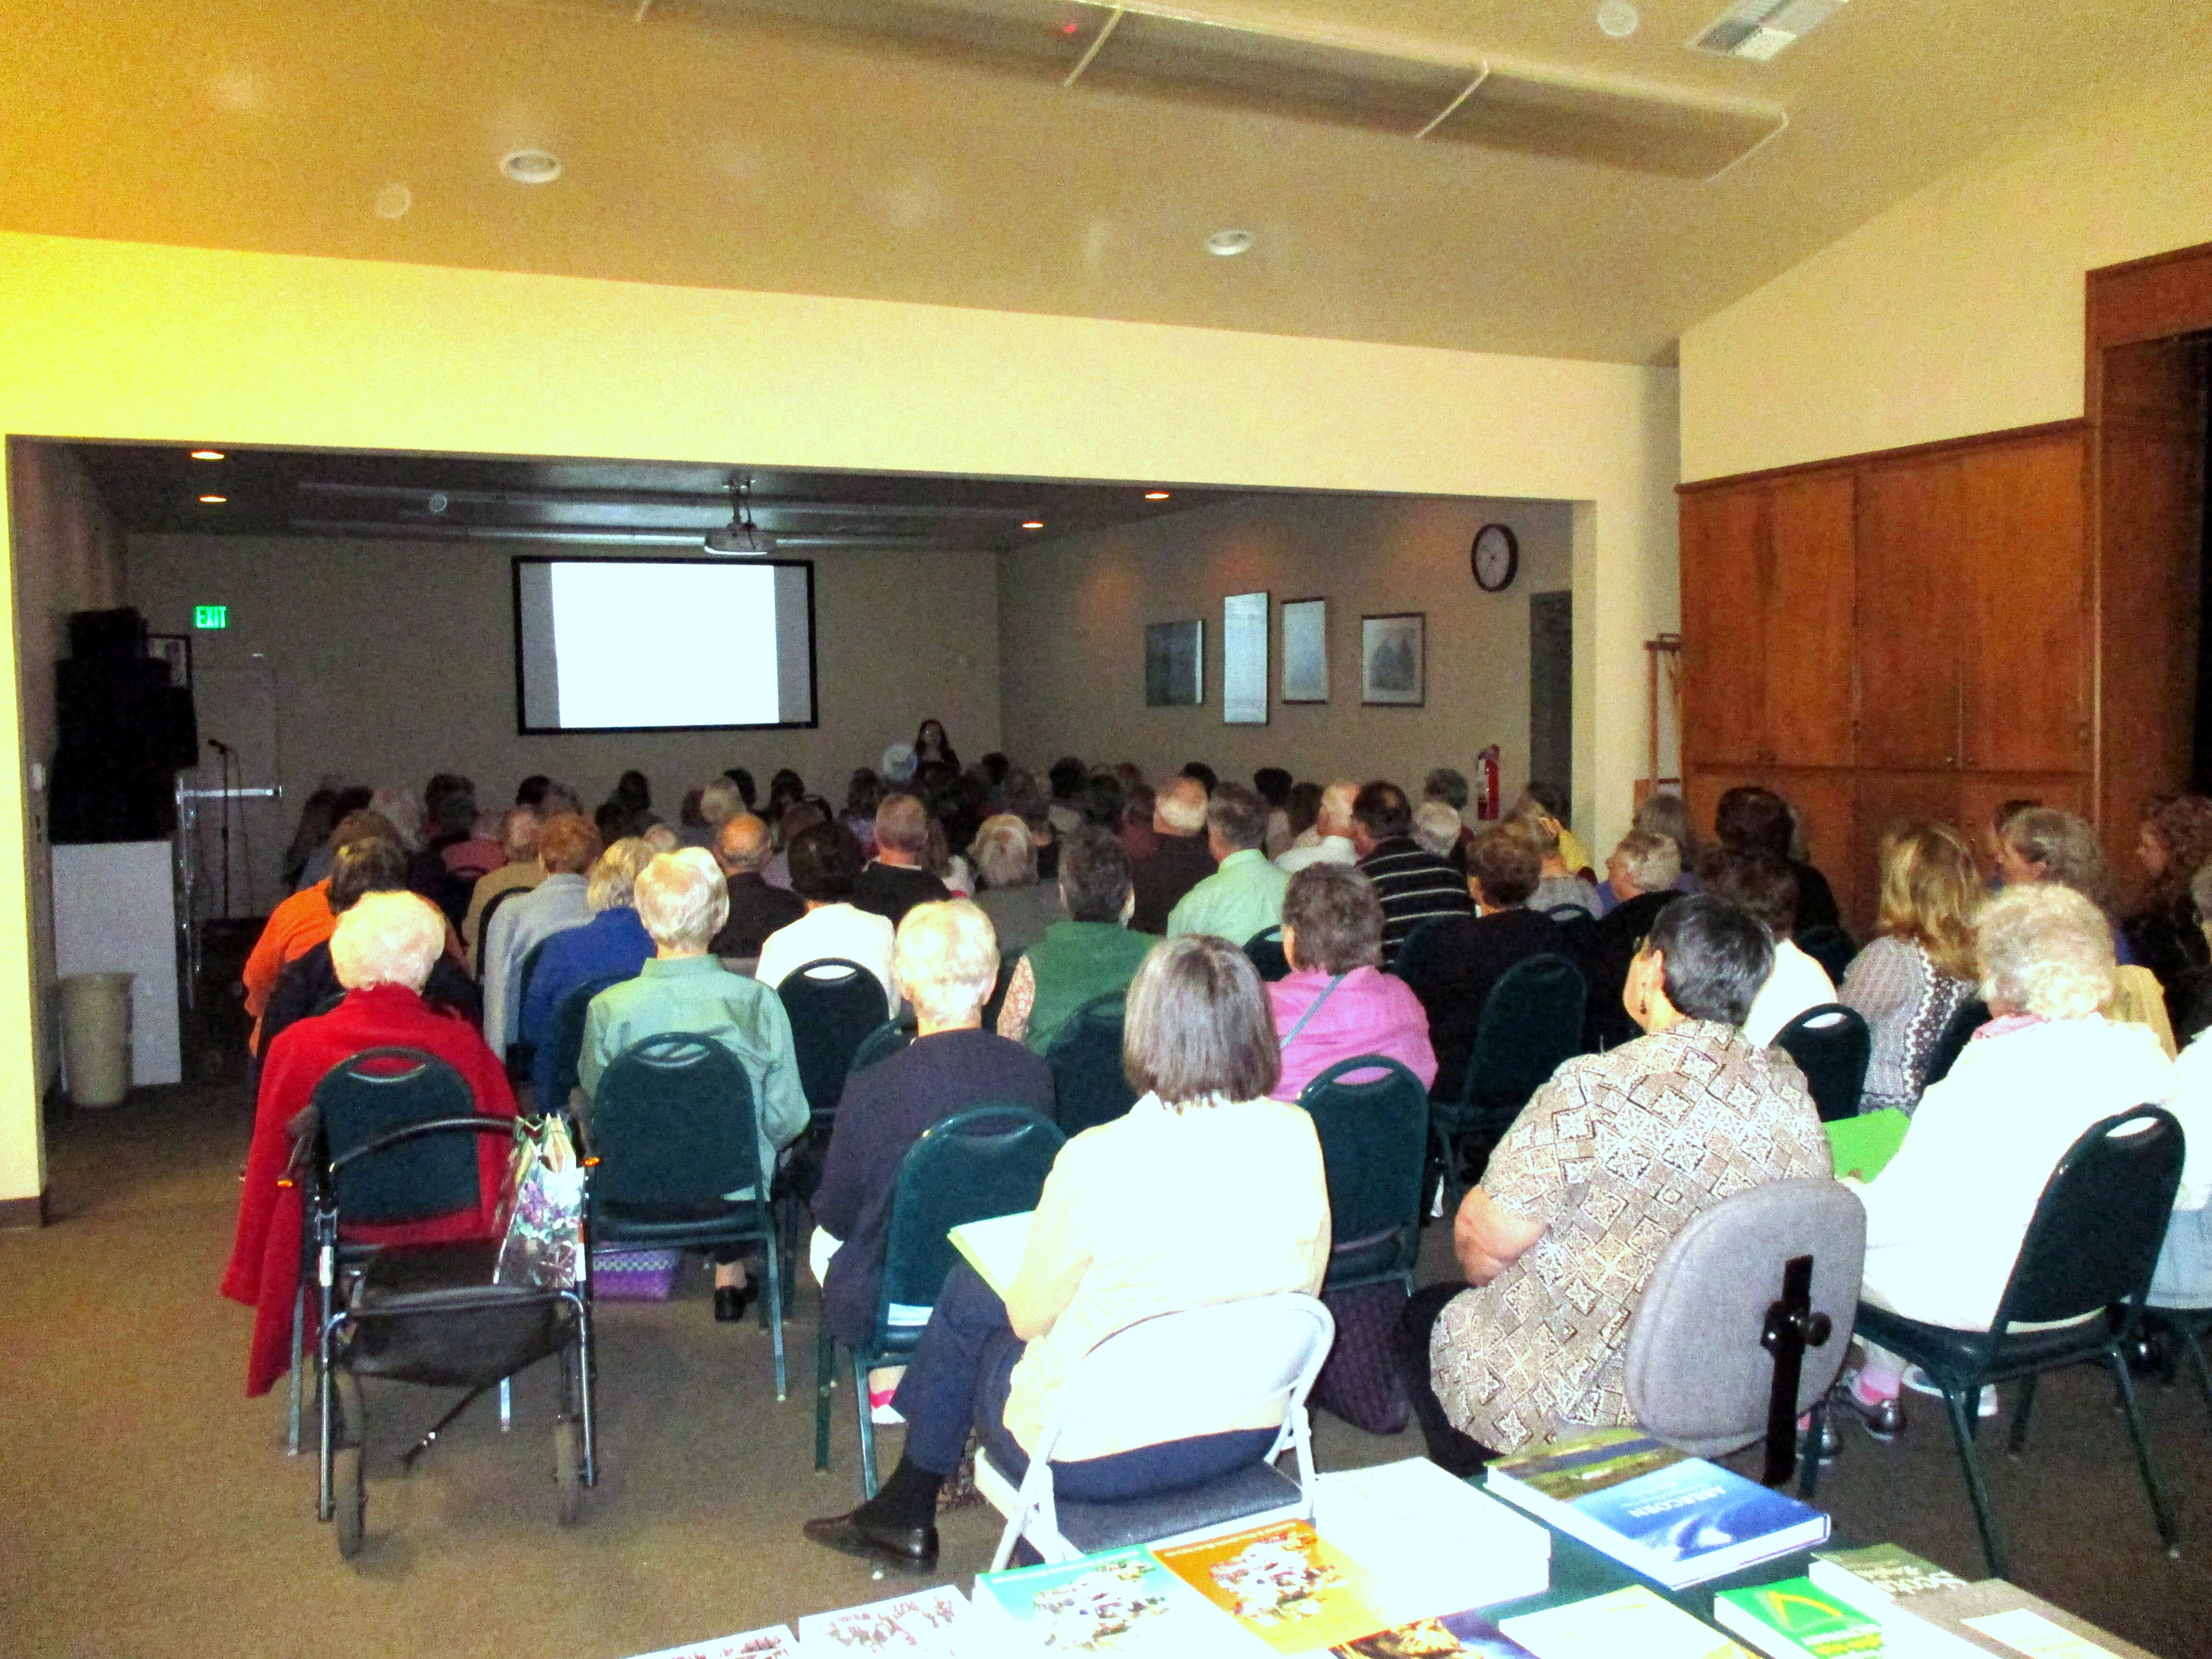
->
[513,556,817,733]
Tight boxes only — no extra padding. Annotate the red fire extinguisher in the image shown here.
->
[1474,745,1501,821]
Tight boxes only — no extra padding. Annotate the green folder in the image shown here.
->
[1825,1108,1909,1182]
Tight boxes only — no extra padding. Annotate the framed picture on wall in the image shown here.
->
[1222,591,1268,724]
[1360,612,1425,706]
[1280,597,1327,704]
[1145,619,1204,707]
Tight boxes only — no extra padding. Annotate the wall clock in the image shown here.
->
[1472,523,1519,592]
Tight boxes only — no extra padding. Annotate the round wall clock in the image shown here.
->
[1472,522,1519,592]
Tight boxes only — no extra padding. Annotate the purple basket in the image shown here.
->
[589,1247,681,1301]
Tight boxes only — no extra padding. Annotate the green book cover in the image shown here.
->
[1713,1578,1884,1659]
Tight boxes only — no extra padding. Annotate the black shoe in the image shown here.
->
[713,1282,758,1323]
[803,1510,940,1573]
[1830,1372,1903,1442]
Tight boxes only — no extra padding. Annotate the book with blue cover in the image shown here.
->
[1486,1429,1828,1590]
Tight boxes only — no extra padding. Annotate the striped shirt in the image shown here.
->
[1358,836,1474,966]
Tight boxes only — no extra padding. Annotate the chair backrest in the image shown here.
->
[534,973,627,1108]
[1462,953,1587,1104]
[1244,926,1291,984]
[1923,996,1990,1088]
[475,885,528,985]
[516,937,552,1029]
[1297,1057,1428,1281]
[310,1047,482,1224]
[1045,992,1139,1135]
[1390,917,1450,983]
[847,1012,917,1080]
[1995,1106,2186,1330]
[589,1032,761,1209]
[1771,1003,1872,1123]
[778,958,889,1116]
[1795,924,1858,986]
[1623,1177,1867,1456]
[875,1106,1066,1344]
[1034,1294,1335,1462]
[1544,904,1596,929]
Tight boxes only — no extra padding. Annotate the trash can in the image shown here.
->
[59,971,134,1108]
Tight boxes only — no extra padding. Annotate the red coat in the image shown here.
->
[220,984,516,1395]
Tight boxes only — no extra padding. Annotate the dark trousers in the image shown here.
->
[1396,1282,1503,1477]
[893,1262,1277,1501]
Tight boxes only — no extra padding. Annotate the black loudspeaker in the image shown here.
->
[50,657,179,844]
[67,606,149,662]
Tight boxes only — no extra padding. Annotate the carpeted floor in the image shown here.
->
[4,1082,2211,1659]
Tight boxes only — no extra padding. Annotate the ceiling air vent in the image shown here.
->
[1689,0,1846,61]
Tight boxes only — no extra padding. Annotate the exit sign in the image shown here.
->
[193,605,228,630]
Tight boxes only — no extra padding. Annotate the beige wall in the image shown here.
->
[1000,493,1573,805]
[123,531,1000,905]
[0,229,1677,1209]
[1680,64,2212,481]
[5,441,125,1123]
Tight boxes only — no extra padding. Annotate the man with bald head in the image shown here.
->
[710,811,807,960]
[854,792,951,927]
[1129,774,1217,935]
[1276,780,1360,875]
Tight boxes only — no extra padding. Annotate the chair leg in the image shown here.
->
[814,1322,835,1473]
[287,1278,308,1456]
[498,1376,513,1433]
[2177,1323,2212,1435]
[764,1233,787,1403]
[575,1296,599,1486]
[853,1352,878,1500]
[2007,1374,2036,1456]
[1941,1385,2008,1580]
[1797,1399,1827,1503]
[2108,1350,2182,1557]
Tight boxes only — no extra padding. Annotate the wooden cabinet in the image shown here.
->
[1681,423,2095,936]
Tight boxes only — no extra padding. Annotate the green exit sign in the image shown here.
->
[193,605,228,630]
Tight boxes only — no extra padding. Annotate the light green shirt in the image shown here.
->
[580,954,810,1184]
[1166,847,1291,946]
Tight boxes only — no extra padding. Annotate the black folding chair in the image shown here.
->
[1298,1057,1428,1294]
[1045,992,1138,1135]
[532,973,627,1112]
[473,885,529,987]
[1431,953,1586,1214]
[1772,1003,1872,1122]
[1244,926,1291,983]
[1796,924,1858,986]
[1854,1106,2186,1577]
[777,958,888,1129]
[1923,997,1991,1088]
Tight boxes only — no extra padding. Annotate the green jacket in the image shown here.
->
[1022,919,1160,1054]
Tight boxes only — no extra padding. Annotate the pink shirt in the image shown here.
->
[1267,965,1439,1102]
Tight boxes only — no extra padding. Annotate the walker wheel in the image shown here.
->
[554,1418,583,1526]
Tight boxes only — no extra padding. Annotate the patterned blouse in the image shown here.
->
[1838,936,1974,1115]
[1430,1018,1831,1455]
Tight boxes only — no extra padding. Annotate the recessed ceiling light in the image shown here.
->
[1021,521,1045,530]
[1598,0,1640,36]
[198,494,228,504]
[1144,491,1172,500]
[189,449,225,461]
[500,149,563,185]
[1205,229,1255,257]
[373,183,413,219]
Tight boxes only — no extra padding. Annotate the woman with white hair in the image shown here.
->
[222,890,517,1398]
[1509,800,1601,918]
[812,899,1056,1421]
[579,848,811,1321]
[1832,881,2177,1437]
[968,812,1064,961]
[518,836,658,1055]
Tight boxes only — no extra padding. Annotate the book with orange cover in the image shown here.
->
[1152,1519,1390,1655]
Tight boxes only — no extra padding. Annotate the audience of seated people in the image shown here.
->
[761,798,825,891]
[997,829,1158,1051]
[709,811,808,962]
[579,849,810,1320]
[242,807,402,1054]
[812,899,1057,1422]
[1269,865,1437,1102]
[1353,781,1474,966]
[482,812,601,1056]
[1598,791,1701,914]
[967,812,1065,961]
[1253,766,1296,859]
[1127,776,1216,934]
[2124,792,2212,1039]
[1512,781,1592,880]
[518,836,658,1054]
[756,821,900,1016]
[1166,782,1291,944]
[1399,826,1565,1101]
[463,802,547,970]
[1511,799,1602,918]
[1399,893,1832,1467]
[853,794,952,926]
[1276,779,1359,873]
[224,889,517,1396]
[1716,783,1841,934]
[1837,822,1981,1114]
[1580,830,1683,1051]
[1422,768,1476,872]
[1701,846,1836,1047]
[803,934,1329,1572]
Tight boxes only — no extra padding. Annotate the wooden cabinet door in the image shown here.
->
[1856,457,1962,769]
[1853,771,1963,936]
[1959,433,2090,773]
[1763,474,1858,768]
[1680,487,1768,767]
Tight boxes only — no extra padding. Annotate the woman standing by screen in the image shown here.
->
[914,718,958,773]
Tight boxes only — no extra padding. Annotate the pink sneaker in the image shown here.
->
[869,1386,904,1427]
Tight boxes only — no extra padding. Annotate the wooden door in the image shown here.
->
[1769,769,1858,928]
[1959,433,2090,774]
[1679,486,1767,767]
[1763,474,1857,768]
[1852,772,1963,936]
[1856,457,1962,769]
